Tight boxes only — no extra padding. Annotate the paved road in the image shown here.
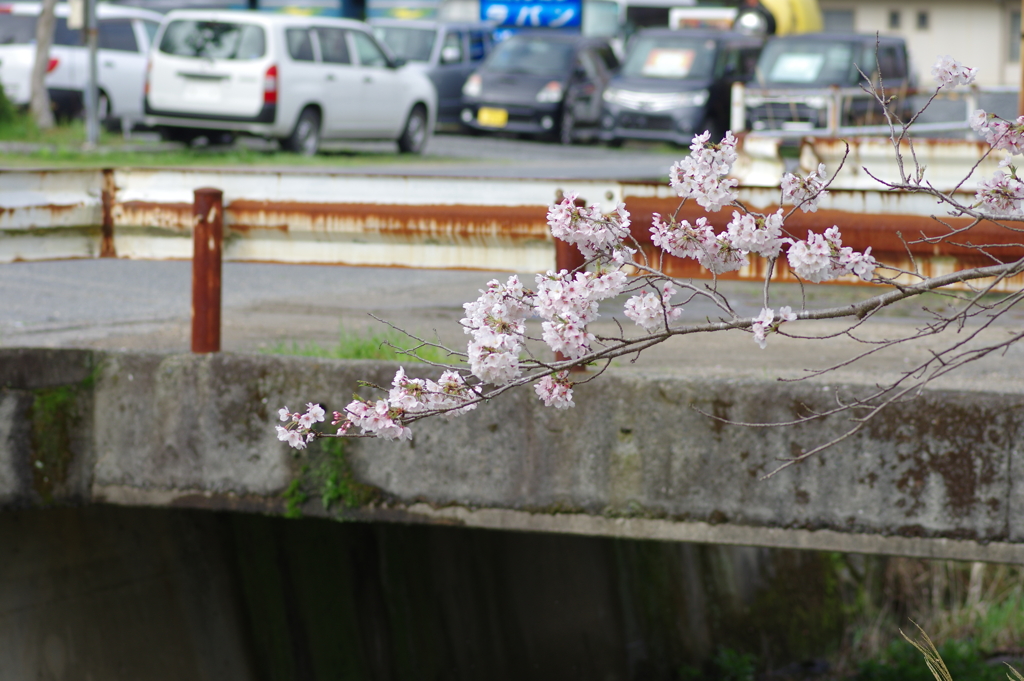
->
[4,258,1023,396]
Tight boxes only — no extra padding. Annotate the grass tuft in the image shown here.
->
[264,327,451,365]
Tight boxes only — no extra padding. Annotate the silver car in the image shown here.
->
[144,11,438,154]
[0,2,162,128]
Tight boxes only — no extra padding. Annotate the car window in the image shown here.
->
[486,37,574,77]
[143,20,160,46]
[99,19,138,52]
[468,30,488,61]
[757,40,857,86]
[159,20,266,60]
[441,30,463,63]
[876,45,906,79]
[286,27,315,61]
[0,15,38,44]
[621,36,716,80]
[315,27,350,64]
[53,18,82,47]
[351,30,389,67]
[371,25,434,62]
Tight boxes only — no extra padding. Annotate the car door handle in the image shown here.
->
[363,76,372,83]
[103,60,115,68]
[326,74,335,81]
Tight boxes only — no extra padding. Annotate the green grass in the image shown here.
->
[0,108,447,168]
[264,327,451,364]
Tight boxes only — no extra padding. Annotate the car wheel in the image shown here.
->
[159,126,199,146]
[97,90,121,132]
[397,105,428,154]
[558,104,575,145]
[606,137,624,149]
[282,107,321,156]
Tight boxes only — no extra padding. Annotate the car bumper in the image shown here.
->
[143,102,278,134]
[599,104,706,146]
[458,101,560,136]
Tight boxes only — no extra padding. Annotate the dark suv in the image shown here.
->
[745,33,914,131]
[599,29,763,146]
[459,32,619,144]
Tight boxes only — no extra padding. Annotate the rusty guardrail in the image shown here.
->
[2,166,1023,293]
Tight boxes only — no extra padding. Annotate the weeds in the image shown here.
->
[264,327,450,364]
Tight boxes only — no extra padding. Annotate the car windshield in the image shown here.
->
[372,26,435,62]
[0,15,37,44]
[756,40,863,86]
[621,35,717,80]
[486,37,574,77]
[159,20,266,60]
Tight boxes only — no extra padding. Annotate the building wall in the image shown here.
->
[819,0,1018,88]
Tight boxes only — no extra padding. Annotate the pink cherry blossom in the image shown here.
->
[781,163,830,213]
[534,371,575,409]
[931,55,977,89]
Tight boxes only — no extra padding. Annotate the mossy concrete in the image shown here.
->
[0,348,1022,562]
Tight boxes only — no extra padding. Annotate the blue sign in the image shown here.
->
[481,0,582,28]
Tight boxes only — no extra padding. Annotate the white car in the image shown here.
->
[0,2,163,128]
[144,10,438,154]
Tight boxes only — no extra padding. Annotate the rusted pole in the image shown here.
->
[192,187,223,353]
[100,168,116,258]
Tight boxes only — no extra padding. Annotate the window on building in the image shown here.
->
[888,10,900,29]
[917,10,929,30]
[823,9,855,33]
[1011,10,1021,62]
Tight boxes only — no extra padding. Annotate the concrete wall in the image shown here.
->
[0,505,866,681]
[0,348,1022,562]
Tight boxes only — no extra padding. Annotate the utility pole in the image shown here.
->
[84,0,99,147]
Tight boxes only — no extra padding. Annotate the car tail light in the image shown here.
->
[144,59,151,96]
[46,58,58,73]
[263,64,278,104]
[0,6,12,14]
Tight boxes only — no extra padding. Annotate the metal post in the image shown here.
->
[730,81,746,134]
[192,188,223,353]
[84,0,98,147]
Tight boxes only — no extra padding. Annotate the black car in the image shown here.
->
[745,32,914,131]
[600,28,763,146]
[459,32,619,144]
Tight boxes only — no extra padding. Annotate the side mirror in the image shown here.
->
[441,45,462,64]
[390,56,407,69]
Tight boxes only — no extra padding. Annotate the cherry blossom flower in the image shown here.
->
[975,171,1024,215]
[726,210,785,259]
[547,193,635,263]
[461,275,532,385]
[931,55,977,88]
[787,228,876,283]
[624,282,683,331]
[781,163,829,212]
[534,371,575,409]
[970,109,1024,155]
[669,130,739,212]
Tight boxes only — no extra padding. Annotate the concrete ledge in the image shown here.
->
[1,348,1022,562]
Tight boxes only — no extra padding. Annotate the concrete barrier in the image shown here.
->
[1,348,1022,563]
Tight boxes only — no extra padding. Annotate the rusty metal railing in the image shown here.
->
[3,167,1024,352]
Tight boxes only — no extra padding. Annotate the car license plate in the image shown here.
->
[477,107,508,128]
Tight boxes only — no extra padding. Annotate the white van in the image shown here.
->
[0,2,163,128]
[144,10,438,154]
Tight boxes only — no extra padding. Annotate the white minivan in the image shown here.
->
[144,10,438,154]
[0,2,163,128]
